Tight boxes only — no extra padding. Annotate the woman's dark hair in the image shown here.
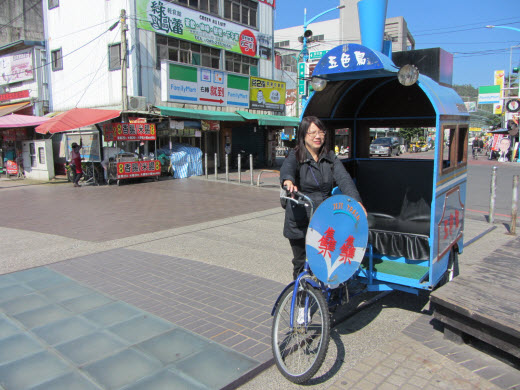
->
[294,116,330,162]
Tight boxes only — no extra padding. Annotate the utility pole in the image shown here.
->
[120,9,128,122]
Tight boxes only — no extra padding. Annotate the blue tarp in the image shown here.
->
[157,144,203,179]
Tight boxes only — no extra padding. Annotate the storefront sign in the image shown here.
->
[161,62,249,107]
[478,85,501,104]
[129,117,147,123]
[104,123,157,141]
[0,49,34,84]
[201,120,220,131]
[137,0,258,57]
[117,160,161,179]
[0,90,30,102]
[250,76,285,112]
[2,128,27,141]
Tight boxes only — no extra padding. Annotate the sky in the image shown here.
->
[273,0,520,89]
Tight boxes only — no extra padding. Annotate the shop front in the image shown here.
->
[0,114,50,178]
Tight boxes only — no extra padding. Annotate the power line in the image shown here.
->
[1,25,116,80]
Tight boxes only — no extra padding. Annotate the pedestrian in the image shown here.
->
[70,140,83,187]
[280,116,363,280]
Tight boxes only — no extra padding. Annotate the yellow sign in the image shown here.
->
[249,77,286,112]
[494,70,505,97]
[494,103,503,115]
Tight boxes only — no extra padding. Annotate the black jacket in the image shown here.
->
[280,149,361,239]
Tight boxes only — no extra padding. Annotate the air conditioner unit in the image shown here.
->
[127,96,147,111]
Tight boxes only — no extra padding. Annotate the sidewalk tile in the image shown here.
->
[107,314,175,344]
[55,331,128,365]
[122,369,207,390]
[0,293,51,316]
[30,372,102,390]
[0,333,44,365]
[33,316,97,345]
[13,304,72,329]
[83,348,161,390]
[0,351,69,389]
[81,301,142,327]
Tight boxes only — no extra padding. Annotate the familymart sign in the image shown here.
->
[137,0,258,58]
[161,62,250,108]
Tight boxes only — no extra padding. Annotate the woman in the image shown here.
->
[70,141,83,187]
[281,116,362,280]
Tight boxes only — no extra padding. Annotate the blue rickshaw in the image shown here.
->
[271,43,470,383]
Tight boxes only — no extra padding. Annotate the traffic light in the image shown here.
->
[513,67,519,74]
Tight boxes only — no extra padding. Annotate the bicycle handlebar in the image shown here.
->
[281,187,315,216]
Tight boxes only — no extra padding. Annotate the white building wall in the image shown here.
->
[45,0,135,111]
[45,0,276,113]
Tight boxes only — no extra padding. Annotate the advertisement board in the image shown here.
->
[104,123,157,141]
[117,160,161,179]
[161,62,249,107]
[478,85,501,104]
[250,77,285,111]
[137,0,258,58]
[0,49,34,84]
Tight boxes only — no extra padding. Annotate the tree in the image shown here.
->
[399,128,423,141]
[452,84,478,101]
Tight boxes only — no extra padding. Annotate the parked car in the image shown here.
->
[417,141,429,152]
[369,137,400,157]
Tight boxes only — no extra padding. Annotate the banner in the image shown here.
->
[117,160,161,179]
[0,49,34,84]
[137,0,258,58]
[161,62,249,107]
[258,0,275,7]
[250,76,285,111]
[104,123,157,141]
[494,69,505,99]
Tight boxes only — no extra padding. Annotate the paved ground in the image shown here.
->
[0,167,519,389]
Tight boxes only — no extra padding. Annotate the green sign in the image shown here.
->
[309,51,327,60]
[478,85,501,104]
[137,0,259,58]
[298,63,306,96]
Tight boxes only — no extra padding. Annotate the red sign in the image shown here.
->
[2,128,27,141]
[258,0,275,7]
[6,160,18,175]
[104,123,156,141]
[0,90,30,102]
[239,30,257,57]
[117,160,161,179]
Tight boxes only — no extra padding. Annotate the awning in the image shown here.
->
[0,102,31,117]
[0,114,49,128]
[35,108,121,134]
[236,111,300,127]
[156,106,245,122]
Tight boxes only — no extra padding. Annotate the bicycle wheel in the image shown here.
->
[271,283,330,383]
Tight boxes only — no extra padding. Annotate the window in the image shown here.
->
[313,34,324,42]
[48,0,59,9]
[281,54,297,73]
[225,52,258,75]
[440,125,468,174]
[38,147,46,165]
[108,43,121,70]
[51,49,63,71]
[224,0,257,28]
[157,35,220,69]
[173,0,218,15]
[274,40,290,48]
[29,143,36,168]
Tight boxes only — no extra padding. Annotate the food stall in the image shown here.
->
[103,122,161,185]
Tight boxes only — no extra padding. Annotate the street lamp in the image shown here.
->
[298,4,345,114]
[486,25,520,33]
[486,25,520,96]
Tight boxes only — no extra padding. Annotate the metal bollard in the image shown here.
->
[237,154,241,184]
[204,153,208,179]
[225,153,229,182]
[489,166,497,224]
[512,175,518,234]
[249,154,254,185]
[214,153,218,180]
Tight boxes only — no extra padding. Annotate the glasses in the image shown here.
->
[307,129,326,137]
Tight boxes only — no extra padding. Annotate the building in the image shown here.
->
[0,0,48,117]
[44,0,296,170]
